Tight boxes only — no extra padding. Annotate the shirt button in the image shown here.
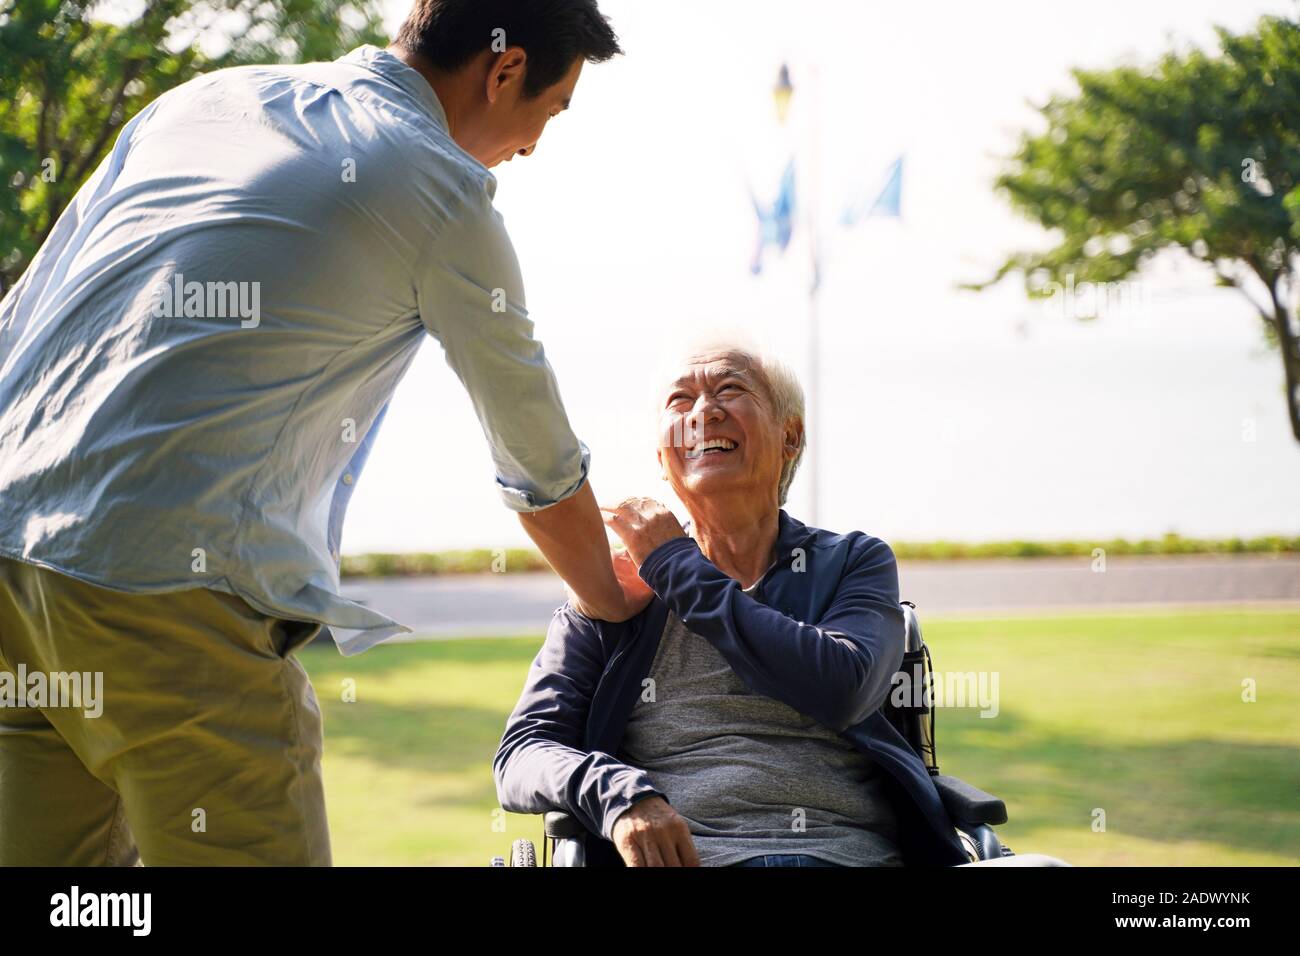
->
[342,473,353,485]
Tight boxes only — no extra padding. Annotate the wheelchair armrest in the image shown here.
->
[543,810,585,840]
[933,774,1008,826]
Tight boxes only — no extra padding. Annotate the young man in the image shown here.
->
[0,0,642,865]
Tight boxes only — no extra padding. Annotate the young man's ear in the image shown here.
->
[484,47,528,104]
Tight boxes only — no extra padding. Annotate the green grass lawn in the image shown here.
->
[297,608,1300,866]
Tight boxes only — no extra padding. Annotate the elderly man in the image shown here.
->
[493,339,978,867]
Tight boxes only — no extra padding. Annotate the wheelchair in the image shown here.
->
[492,600,1015,867]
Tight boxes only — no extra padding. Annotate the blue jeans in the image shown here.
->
[730,854,845,867]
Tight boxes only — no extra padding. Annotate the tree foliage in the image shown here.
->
[0,0,388,292]
[975,14,1300,441]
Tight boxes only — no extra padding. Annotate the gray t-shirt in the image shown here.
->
[616,582,904,867]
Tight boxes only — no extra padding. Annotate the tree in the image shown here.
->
[972,14,1300,442]
[0,0,388,294]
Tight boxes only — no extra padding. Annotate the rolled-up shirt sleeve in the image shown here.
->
[415,172,589,511]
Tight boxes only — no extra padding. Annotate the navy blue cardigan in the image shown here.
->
[493,509,970,867]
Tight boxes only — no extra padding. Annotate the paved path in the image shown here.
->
[337,554,1300,640]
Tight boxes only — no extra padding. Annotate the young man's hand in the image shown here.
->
[611,795,700,867]
[519,481,654,622]
[565,547,653,620]
[611,546,655,603]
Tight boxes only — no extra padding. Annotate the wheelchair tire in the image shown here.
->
[955,827,980,863]
[510,839,537,868]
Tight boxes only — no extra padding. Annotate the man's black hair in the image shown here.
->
[393,0,623,98]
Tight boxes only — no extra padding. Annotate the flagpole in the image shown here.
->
[806,65,822,527]
[765,66,902,529]
[771,61,822,526]
[808,279,820,526]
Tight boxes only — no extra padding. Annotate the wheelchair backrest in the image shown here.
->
[884,601,939,774]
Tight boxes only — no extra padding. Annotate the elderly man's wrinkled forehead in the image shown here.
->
[661,349,769,401]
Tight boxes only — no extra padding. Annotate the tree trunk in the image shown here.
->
[1270,280,1300,443]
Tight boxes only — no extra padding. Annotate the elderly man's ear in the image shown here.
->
[783,419,804,460]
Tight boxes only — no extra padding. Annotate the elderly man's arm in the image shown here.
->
[636,535,906,732]
[493,604,666,841]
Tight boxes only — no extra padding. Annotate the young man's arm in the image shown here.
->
[415,175,645,621]
[515,481,641,621]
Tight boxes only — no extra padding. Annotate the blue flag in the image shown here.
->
[841,155,902,226]
[749,158,797,274]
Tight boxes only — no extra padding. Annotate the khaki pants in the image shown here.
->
[0,556,330,865]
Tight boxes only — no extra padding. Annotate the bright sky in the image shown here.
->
[340,0,1300,552]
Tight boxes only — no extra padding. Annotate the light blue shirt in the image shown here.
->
[0,45,590,655]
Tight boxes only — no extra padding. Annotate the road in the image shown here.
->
[336,554,1300,641]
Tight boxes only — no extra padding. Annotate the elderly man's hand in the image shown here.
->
[600,498,688,567]
[611,795,700,867]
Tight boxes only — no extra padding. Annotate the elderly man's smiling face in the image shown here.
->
[656,349,800,508]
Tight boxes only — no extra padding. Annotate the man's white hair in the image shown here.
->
[651,327,807,506]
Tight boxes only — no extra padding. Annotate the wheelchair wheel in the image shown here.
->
[955,827,980,863]
[510,838,537,867]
